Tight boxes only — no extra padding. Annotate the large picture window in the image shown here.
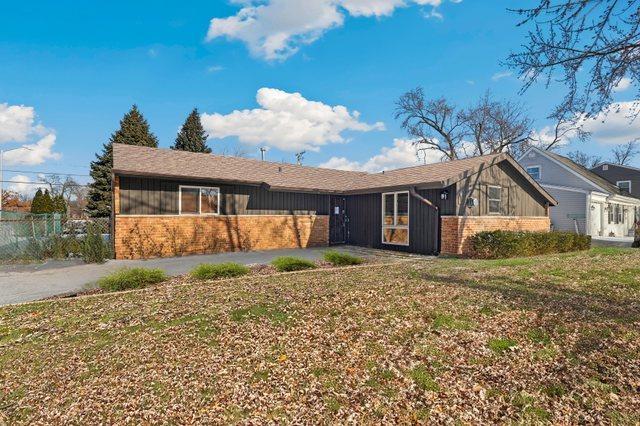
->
[487,186,502,215]
[382,191,409,245]
[179,186,220,215]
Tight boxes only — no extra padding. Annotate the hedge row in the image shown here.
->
[470,230,591,259]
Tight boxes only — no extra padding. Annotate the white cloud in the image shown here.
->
[491,71,513,81]
[6,174,37,197]
[319,138,441,172]
[201,87,384,152]
[3,134,62,166]
[613,77,632,93]
[578,101,640,145]
[0,102,61,165]
[207,0,453,60]
[0,103,38,143]
[206,65,224,73]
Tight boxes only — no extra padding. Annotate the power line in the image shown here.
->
[2,169,90,177]
[0,180,89,187]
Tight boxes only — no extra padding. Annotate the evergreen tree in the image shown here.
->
[171,108,211,153]
[86,105,159,217]
[53,195,67,214]
[41,190,54,214]
[30,189,44,214]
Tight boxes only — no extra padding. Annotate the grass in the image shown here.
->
[1,248,639,423]
[271,256,317,272]
[190,262,250,280]
[323,250,364,266]
[97,267,167,292]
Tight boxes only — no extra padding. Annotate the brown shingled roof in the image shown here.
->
[112,144,556,204]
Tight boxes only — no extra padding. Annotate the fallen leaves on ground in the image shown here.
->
[1,248,639,424]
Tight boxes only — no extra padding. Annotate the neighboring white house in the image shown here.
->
[518,147,640,239]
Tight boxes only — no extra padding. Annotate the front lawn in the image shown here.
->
[1,248,639,423]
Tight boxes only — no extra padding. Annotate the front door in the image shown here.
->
[329,196,347,244]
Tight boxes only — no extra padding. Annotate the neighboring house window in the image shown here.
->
[487,186,502,215]
[608,203,622,225]
[608,204,614,224]
[526,165,541,180]
[602,164,609,171]
[617,180,631,194]
[382,191,409,245]
[179,186,220,215]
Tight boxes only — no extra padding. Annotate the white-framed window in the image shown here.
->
[179,185,220,215]
[382,191,409,246]
[607,203,623,225]
[526,165,541,180]
[617,180,631,194]
[487,185,502,215]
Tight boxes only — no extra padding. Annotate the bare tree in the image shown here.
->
[37,174,82,202]
[507,1,640,117]
[396,88,538,160]
[612,140,640,165]
[461,92,532,157]
[567,151,602,169]
[395,88,466,160]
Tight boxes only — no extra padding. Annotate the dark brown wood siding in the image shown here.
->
[119,176,330,215]
[345,186,456,255]
[455,161,548,216]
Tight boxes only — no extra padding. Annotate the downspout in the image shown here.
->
[409,186,440,255]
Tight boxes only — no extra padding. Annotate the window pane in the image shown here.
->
[384,194,395,225]
[201,188,219,214]
[383,228,408,245]
[526,167,540,180]
[488,186,501,200]
[396,193,409,225]
[180,188,199,214]
[618,181,631,193]
[488,200,501,214]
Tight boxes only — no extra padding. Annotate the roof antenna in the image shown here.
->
[295,151,306,166]
[259,147,267,161]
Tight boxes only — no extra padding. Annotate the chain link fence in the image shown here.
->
[0,211,112,263]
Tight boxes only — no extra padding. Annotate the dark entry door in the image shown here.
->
[329,196,347,244]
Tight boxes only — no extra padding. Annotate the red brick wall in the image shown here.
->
[114,215,329,259]
[440,216,551,256]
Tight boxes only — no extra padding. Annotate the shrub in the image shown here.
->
[271,256,317,272]
[98,267,167,292]
[470,230,591,259]
[82,223,111,263]
[190,262,250,280]
[323,250,364,266]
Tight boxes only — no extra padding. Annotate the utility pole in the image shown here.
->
[295,151,306,166]
[0,146,32,218]
[259,147,267,161]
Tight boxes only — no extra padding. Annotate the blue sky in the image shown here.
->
[1,0,638,194]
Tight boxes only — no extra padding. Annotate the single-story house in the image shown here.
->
[112,144,557,259]
[518,147,640,238]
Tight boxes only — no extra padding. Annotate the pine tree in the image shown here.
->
[41,190,54,214]
[86,105,159,217]
[53,195,67,214]
[171,108,211,153]
[30,189,44,214]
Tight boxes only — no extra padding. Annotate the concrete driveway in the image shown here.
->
[0,246,420,306]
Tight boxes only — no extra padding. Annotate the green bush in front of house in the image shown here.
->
[98,267,167,292]
[323,250,364,266]
[271,256,317,272]
[470,230,591,259]
[190,262,250,280]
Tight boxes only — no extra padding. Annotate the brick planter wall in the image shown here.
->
[440,216,551,256]
[114,215,329,259]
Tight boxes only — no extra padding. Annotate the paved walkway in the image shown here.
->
[0,246,426,306]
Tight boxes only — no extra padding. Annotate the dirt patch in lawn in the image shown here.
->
[0,248,639,423]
